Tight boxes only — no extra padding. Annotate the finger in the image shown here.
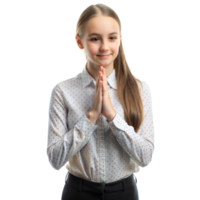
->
[101,68,105,82]
[102,71,105,83]
[100,66,103,74]
[95,76,99,91]
[100,71,103,81]
[98,78,102,99]
[95,76,98,89]
[98,71,102,85]
[99,77,101,88]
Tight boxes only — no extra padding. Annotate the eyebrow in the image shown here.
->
[88,32,118,37]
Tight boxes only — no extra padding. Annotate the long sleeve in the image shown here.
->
[107,81,154,167]
[47,84,98,170]
[46,67,154,182]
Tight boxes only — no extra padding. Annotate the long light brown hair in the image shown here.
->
[75,4,144,132]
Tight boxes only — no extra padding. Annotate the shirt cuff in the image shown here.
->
[107,113,132,137]
[106,112,120,124]
[106,112,117,123]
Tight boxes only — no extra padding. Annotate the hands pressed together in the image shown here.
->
[90,65,116,123]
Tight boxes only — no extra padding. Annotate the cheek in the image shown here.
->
[111,42,120,51]
[111,45,120,55]
[86,43,98,55]
[114,47,119,53]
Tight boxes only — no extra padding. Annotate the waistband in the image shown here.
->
[65,172,136,195]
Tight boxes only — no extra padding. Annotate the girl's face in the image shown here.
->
[78,15,122,71]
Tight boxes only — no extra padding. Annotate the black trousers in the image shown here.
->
[61,172,139,200]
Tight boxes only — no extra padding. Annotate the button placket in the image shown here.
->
[98,115,106,182]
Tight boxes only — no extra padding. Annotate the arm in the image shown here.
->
[47,84,98,170]
[107,81,155,167]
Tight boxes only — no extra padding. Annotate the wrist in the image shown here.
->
[107,111,116,122]
[86,110,98,124]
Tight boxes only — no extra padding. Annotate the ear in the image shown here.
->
[75,36,84,50]
[120,34,122,40]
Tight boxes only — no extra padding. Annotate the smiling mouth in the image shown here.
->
[97,54,111,57]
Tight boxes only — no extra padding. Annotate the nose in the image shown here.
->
[99,39,109,52]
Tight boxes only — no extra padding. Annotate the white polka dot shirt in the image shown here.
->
[47,65,155,183]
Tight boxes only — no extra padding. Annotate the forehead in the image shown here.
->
[85,15,119,35]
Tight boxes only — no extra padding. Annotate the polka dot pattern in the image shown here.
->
[47,65,155,183]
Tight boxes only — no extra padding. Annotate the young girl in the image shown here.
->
[47,4,154,200]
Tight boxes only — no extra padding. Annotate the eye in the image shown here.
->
[110,37,117,40]
[91,37,99,41]
[90,37,117,41]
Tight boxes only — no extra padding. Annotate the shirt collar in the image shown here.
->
[81,64,117,90]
